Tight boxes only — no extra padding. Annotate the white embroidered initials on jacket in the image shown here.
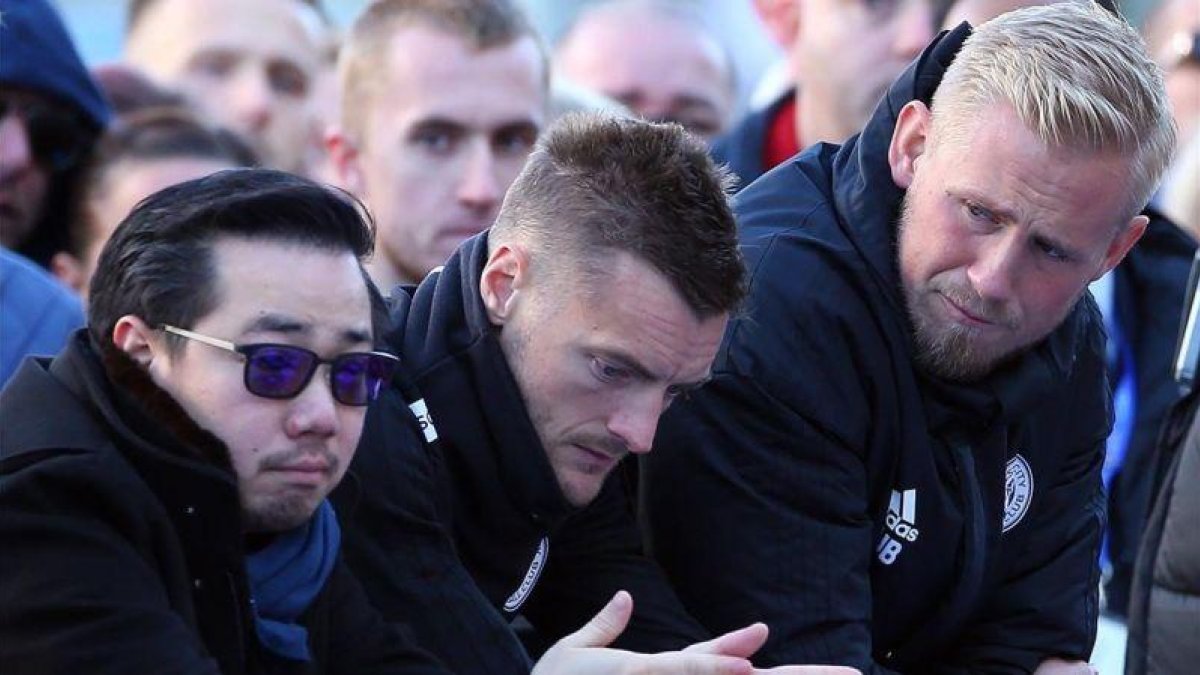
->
[877,489,919,565]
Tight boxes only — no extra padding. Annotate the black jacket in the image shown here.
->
[351,232,708,664]
[334,357,533,673]
[644,26,1107,673]
[1104,212,1195,616]
[0,332,444,675]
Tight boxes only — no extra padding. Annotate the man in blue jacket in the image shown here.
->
[644,3,1176,673]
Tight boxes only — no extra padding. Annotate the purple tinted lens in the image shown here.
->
[331,353,396,406]
[245,346,318,398]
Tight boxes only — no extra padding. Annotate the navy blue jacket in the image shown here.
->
[644,26,1107,673]
[344,233,708,670]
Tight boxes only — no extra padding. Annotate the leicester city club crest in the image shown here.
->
[1003,454,1034,533]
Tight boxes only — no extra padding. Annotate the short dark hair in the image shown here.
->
[91,64,187,117]
[88,168,377,352]
[491,113,744,317]
[70,106,258,256]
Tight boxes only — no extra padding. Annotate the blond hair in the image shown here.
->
[338,0,546,140]
[931,0,1176,219]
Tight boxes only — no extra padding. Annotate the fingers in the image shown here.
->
[758,662,864,667]
[1032,659,1097,675]
[683,622,770,659]
[552,590,634,649]
[640,652,756,675]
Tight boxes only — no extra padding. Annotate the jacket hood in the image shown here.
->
[0,0,112,131]
[1,330,235,481]
[828,23,970,316]
[388,232,579,528]
[825,23,1104,432]
[386,233,497,372]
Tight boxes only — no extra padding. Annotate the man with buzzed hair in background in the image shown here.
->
[553,0,737,141]
[123,0,325,176]
[327,0,546,291]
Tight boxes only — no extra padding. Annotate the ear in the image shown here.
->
[111,315,162,368]
[479,243,531,326]
[1093,214,1149,281]
[888,100,932,190]
[49,252,86,294]
[326,125,365,196]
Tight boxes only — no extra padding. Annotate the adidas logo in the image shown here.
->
[877,488,919,565]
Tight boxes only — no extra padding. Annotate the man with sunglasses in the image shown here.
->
[0,169,448,673]
[0,0,111,266]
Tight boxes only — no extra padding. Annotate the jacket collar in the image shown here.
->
[50,330,236,478]
[394,232,578,529]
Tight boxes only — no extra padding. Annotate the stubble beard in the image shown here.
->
[898,199,1022,382]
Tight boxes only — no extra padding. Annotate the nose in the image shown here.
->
[892,0,937,60]
[0,113,35,184]
[606,393,665,456]
[284,369,340,439]
[230,69,273,134]
[456,141,502,212]
[967,230,1022,304]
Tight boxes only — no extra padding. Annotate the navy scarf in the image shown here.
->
[245,500,341,661]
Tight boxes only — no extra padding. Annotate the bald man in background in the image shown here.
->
[554,1,735,141]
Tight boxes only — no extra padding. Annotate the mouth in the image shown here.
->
[572,444,620,473]
[938,292,995,327]
[265,459,332,486]
[439,224,489,241]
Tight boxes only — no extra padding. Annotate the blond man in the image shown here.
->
[645,2,1176,672]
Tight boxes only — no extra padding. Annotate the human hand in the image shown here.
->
[1032,658,1099,675]
[531,590,862,675]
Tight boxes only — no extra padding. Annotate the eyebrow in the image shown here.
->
[670,94,721,115]
[241,313,372,347]
[491,120,541,138]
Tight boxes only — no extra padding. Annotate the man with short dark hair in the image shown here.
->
[644,3,1177,672]
[0,169,443,674]
[327,0,547,289]
[341,114,855,674]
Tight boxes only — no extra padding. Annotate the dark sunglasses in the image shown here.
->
[161,325,399,406]
[0,96,90,171]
